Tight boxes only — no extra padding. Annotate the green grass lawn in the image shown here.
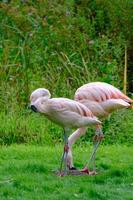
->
[0,144,133,200]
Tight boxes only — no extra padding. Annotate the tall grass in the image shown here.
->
[0,109,133,145]
[0,0,133,144]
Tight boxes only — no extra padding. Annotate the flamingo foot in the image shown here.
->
[80,167,89,174]
[55,168,97,176]
[59,172,66,177]
[80,167,97,175]
[55,170,68,177]
[89,170,97,175]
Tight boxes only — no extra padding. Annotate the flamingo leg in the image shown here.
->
[59,128,69,175]
[82,125,103,174]
[67,127,87,169]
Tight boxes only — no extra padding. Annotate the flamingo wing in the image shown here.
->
[75,82,133,103]
[46,98,101,128]
[48,98,94,117]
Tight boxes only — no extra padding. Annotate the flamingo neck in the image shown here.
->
[68,127,87,148]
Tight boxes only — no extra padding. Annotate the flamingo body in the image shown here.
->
[30,88,101,174]
[67,82,133,170]
[75,82,132,117]
[30,88,101,128]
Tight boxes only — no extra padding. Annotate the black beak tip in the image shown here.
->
[31,105,38,112]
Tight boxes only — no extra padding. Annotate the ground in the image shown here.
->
[0,144,133,200]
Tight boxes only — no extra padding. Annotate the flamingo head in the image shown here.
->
[30,88,51,113]
[30,88,51,104]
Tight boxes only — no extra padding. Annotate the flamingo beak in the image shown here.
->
[30,105,38,112]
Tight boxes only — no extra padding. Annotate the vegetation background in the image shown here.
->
[0,1,133,200]
[0,0,133,145]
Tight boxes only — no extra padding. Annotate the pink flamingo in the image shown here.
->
[67,82,133,173]
[30,88,101,175]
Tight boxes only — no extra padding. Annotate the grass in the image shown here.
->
[0,109,133,145]
[0,144,133,200]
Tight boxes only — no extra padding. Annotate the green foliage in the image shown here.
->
[103,109,133,144]
[0,0,133,144]
[0,111,63,145]
[0,109,133,145]
[0,145,133,199]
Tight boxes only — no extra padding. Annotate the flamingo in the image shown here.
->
[67,82,133,172]
[30,88,102,175]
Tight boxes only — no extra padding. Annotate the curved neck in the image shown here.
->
[68,127,87,148]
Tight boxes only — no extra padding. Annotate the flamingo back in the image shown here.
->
[75,82,133,103]
[48,98,94,118]
[33,97,101,128]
